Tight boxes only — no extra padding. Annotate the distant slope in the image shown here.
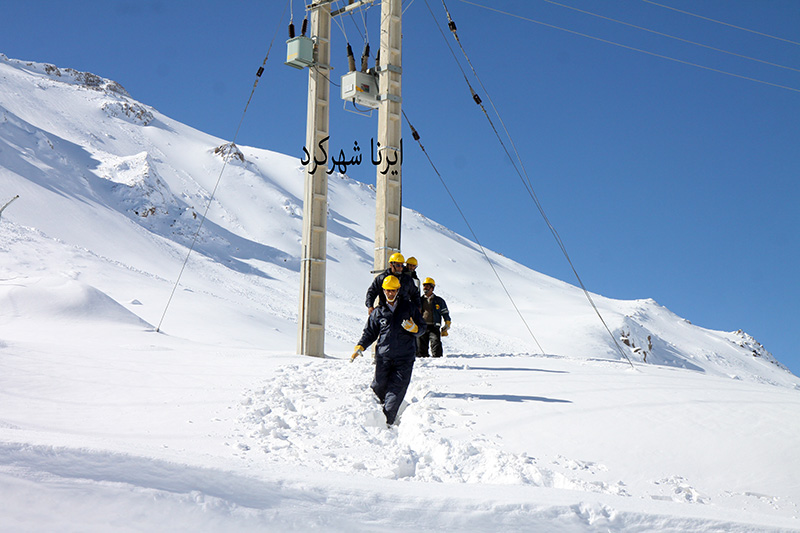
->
[0,53,795,388]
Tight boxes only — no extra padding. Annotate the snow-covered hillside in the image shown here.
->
[2,54,799,531]
[1,53,792,384]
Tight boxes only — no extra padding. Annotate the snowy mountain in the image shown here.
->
[1,54,799,532]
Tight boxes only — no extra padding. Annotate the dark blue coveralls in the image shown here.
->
[357,298,426,425]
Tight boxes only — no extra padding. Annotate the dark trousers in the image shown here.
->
[371,356,415,425]
[417,324,442,358]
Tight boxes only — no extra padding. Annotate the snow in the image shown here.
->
[1,54,799,532]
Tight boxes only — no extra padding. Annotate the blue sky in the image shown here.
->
[4,0,799,375]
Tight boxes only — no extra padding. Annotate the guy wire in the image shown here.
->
[156,0,290,333]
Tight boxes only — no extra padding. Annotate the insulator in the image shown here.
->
[301,18,308,36]
[347,44,356,72]
[412,129,420,141]
[360,43,371,72]
[448,20,457,33]
[256,66,264,78]
[289,23,295,38]
[472,92,482,105]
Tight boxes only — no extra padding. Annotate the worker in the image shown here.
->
[404,256,421,300]
[365,252,421,313]
[352,275,426,426]
[417,277,451,358]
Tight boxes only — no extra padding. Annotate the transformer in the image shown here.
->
[285,36,314,69]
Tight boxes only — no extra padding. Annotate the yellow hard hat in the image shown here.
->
[388,252,405,264]
[382,275,402,290]
[406,256,418,266]
[423,277,436,286]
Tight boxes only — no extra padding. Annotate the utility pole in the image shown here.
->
[296,0,398,356]
[373,0,403,273]
[297,1,331,358]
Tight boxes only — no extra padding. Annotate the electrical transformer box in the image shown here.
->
[340,71,379,109]
[285,36,314,69]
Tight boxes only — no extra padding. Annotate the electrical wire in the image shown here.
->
[456,0,800,94]
[340,1,376,66]
[539,0,800,74]
[431,0,635,368]
[331,1,352,43]
[401,111,547,356]
[355,0,371,45]
[346,13,365,43]
[156,0,290,333]
[641,0,800,47]
[314,65,341,87]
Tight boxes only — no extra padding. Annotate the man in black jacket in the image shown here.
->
[365,252,421,314]
[418,277,451,358]
[352,275,426,426]
[404,256,421,301]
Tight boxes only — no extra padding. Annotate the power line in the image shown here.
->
[431,0,636,368]
[402,111,547,356]
[540,0,800,74]
[457,0,800,94]
[641,0,800,47]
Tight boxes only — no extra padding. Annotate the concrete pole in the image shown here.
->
[297,2,331,357]
[373,0,403,273]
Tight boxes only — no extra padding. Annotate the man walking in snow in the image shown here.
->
[352,275,426,426]
[365,252,420,313]
[417,277,451,358]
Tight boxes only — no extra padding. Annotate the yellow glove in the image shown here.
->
[401,318,418,333]
[351,345,364,362]
[441,321,451,336]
